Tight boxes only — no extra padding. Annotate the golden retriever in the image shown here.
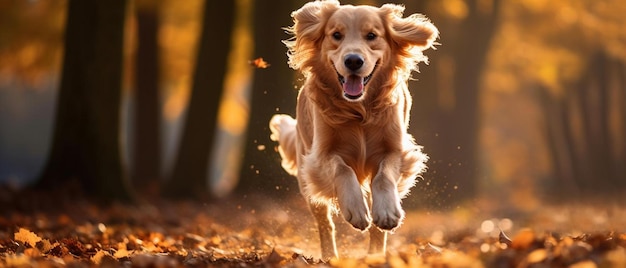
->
[269,0,438,259]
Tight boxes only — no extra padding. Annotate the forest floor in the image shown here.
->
[1,187,626,267]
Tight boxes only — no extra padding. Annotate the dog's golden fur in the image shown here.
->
[270,0,437,259]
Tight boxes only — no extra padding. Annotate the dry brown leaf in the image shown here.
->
[387,253,409,268]
[92,250,112,264]
[606,247,626,266]
[511,229,535,250]
[5,254,34,267]
[62,238,86,256]
[418,242,444,260]
[114,241,131,259]
[208,235,222,246]
[364,254,386,266]
[437,251,483,268]
[38,239,57,253]
[264,248,284,265]
[14,228,42,247]
[329,257,368,268]
[24,247,42,257]
[114,248,131,259]
[526,249,547,263]
[499,230,513,247]
[569,260,598,268]
[564,241,593,261]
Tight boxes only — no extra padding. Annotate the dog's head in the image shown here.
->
[285,0,438,102]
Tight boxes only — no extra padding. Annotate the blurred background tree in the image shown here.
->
[132,0,162,194]
[397,0,501,208]
[482,0,626,206]
[0,0,625,209]
[163,1,236,200]
[36,0,134,202]
[236,0,301,196]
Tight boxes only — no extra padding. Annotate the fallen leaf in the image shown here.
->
[499,230,513,247]
[264,248,284,265]
[364,253,386,266]
[14,228,42,247]
[249,57,270,68]
[114,241,131,259]
[61,238,86,256]
[114,247,131,259]
[569,260,597,268]
[24,247,42,257]
[526,248,547,263]
[5,253,34,267]
[92,250,113,264]
[330,257,367,268]
[511,229,536,250]
[38,239,57,253]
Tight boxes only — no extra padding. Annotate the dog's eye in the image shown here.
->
[332,32,342,41]
[366,32,377,40]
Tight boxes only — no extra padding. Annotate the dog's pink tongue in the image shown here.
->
[343,75,364,97]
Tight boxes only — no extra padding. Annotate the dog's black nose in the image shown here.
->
[344,54,364,71]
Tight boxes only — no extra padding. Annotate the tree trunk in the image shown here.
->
[410,0,501,207]
[37,0,133,202]
[164,0,236,199]
[133,2,161,194]
[573,52,623,196]
[612,59,626,190]
[236,0,301,195]
[540,52,626,201]
[536,85,580,199]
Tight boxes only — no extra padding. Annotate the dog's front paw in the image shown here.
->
[372,197,405,230]
[340,197,371,231]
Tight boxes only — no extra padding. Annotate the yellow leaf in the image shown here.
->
[526,249,547,263]
[511,229,535,250]
[249,57,270,69]
[569,260,597,268]
[14,228,42,247]
[39,239,57,253]
[114,248,131,259]
[5,254,34,267]
[92,250,112,264]
[329,257,368,268]
[24,247,42,257]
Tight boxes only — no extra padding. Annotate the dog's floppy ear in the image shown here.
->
[380,4,438,51]
[284,0,339,71]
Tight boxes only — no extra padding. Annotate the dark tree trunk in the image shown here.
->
[540,52,626,201]
[409,0,501,207]
[164,0,236,199]
[612,59,626,189]
[37,0,133,202]
[133,2,161,194]
[572,52,624,196]
[536,85,580,197]
[236,0,302,195]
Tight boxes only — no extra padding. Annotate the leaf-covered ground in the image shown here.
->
[1,188,626,267]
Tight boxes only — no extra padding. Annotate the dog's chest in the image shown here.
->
[331,124,390,179]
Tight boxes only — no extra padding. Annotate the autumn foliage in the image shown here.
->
[2,194,626,267]
[1,0,626,267]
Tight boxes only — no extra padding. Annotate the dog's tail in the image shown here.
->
[269,114,298,176]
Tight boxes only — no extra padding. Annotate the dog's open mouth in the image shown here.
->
[337,67,375,100]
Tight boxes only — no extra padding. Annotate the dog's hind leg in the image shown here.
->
[309,202,338,260]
